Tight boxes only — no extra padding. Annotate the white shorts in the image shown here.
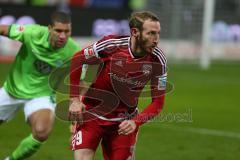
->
[0,87,56,121]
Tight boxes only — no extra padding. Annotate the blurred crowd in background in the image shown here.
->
[1,0,240,42]
[1,0,240,59]
[0,0,147,10]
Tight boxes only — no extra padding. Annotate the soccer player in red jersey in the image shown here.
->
[69,11,167,160]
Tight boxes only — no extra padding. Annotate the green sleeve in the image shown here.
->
[8,24,35,42]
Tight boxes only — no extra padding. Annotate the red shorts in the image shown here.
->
[71,119,138,160]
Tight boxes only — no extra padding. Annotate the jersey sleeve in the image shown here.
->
[8,24,36,43]
[63,38,81,65]
[69,45,102,98]
[133,48,167,126]
[92,35,128,58]
[70,38,81,54]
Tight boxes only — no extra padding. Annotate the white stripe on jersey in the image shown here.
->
[155,47,167,62]
[96,37,129,52]
[96,41,129,52]
[97,42,129,52]
[96,37,129,48]
[153,48,167,74]
[128,37,135,59]
[93,43,99,58]
[153,52,165,74]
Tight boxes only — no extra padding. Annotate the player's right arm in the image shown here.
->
[69,35,114,103]
[1,24,37,43]
[69,35,117,121]
[68,46,101,121]
[0,25,10,36]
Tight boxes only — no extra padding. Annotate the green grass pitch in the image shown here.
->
[0,60,240,159]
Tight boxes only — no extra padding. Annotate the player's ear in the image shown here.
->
[131,28,140,37]
[48,25,52,32]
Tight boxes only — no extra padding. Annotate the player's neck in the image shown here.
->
[130,37,146,58]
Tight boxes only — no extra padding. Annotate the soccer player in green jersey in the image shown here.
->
[0,11,80,160]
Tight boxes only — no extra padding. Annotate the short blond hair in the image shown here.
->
[129,11,159,31]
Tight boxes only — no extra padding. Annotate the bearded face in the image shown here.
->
[136,20,161,54]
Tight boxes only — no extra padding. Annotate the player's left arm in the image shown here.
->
[0,24,35,42]
[118,88,166,135]
[132,70,166,127]
[119,60,167,135]
[69,46,102,122]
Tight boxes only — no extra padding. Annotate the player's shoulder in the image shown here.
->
[93,35,129,57]
[22,24,47,32]
[24,24,48,38]
[10,24,46,34]
[100,35,129,41]
[95,35,129,49]
[65,38,80,53]
[67,37,79,48]
[151,47,167,65]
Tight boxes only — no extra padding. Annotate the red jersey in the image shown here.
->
[70,35,167,126]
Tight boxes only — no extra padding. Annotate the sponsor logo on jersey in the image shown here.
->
[34,59,52,74]
[109,73,145,88]
[84,47,95,59]
[115,60,123,67]
[142,64,152,75]
[16,25,25,33]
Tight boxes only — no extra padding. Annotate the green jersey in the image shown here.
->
[3,24,80,99]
